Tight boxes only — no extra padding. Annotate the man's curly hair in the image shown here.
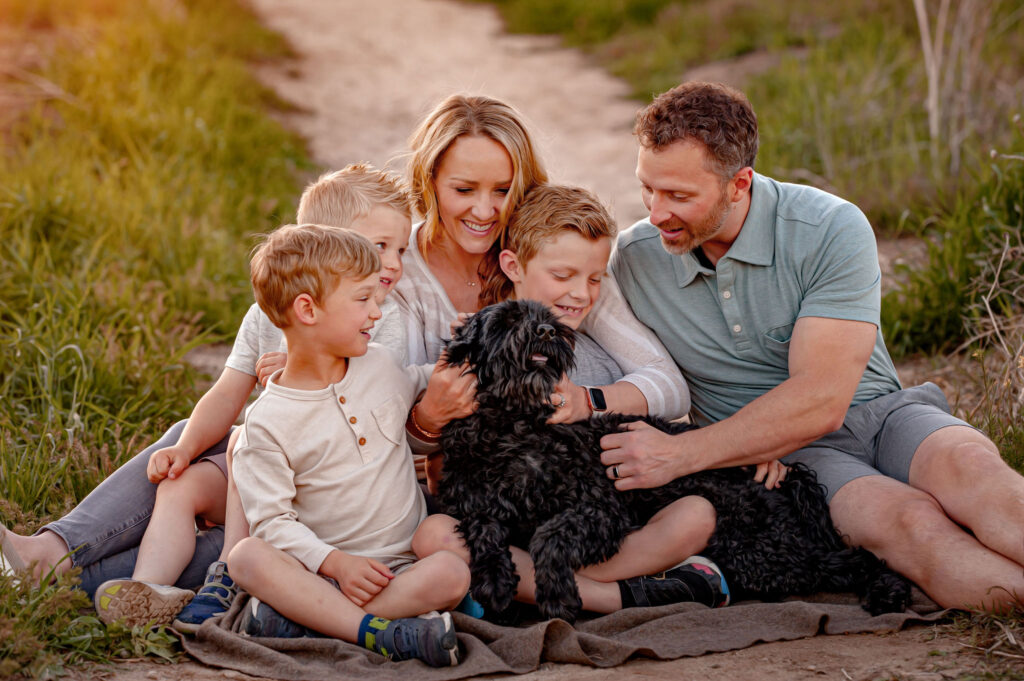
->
[634,81,759,180]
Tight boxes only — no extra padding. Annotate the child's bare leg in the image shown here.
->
[361,551,470,619]
[413,497,719,614]
[133,461,226,585]
[229,538,460,666]
[228,537,373,641]
[578,495,715,581]
[217,433,249,561]
[414,497,713,580]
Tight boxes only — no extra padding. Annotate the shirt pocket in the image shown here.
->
[371,396,406,447]
[761,322,794,363]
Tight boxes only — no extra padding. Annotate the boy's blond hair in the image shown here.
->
[483,184,616,304]
[296,163,412,227]
[250,224,380,328]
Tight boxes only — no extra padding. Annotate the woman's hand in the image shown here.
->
[415,356,478,433]
[546,377,591,424]
[255,351,287,387]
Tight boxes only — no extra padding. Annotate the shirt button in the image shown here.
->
[732,324,742,333]
[339,396,346,404]
[358,437,366,445]
[349,416,357,424]
[722,290,732,299]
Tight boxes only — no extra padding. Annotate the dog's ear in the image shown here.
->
[443,307,488,369]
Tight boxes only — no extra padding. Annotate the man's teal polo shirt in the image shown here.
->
[611,173,901,426]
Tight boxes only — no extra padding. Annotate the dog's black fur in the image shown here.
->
[435,300,911,623]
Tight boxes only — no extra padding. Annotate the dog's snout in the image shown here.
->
[536,323,556,341]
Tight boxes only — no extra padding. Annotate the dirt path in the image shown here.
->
[118,2,972,680]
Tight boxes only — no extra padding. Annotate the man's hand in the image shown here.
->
[753,459,789,489]
[546,377,590,425]
[415,357,478,433]
[599,421,687,490]
[147,445,193,483]
[255,351,287,387]
[320,550,393,608]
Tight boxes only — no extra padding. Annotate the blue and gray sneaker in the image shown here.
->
[172,561,236,633]
[377,612,459,667]
[238,596,318,638]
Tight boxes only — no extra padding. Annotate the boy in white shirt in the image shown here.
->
[83,165,413,630]
[227,224,466,667]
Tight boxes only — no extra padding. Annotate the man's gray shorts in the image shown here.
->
[782,382,975,502]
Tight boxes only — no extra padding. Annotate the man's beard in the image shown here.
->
[657,188,732,256]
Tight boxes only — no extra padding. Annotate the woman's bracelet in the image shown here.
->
[408,404,442,441]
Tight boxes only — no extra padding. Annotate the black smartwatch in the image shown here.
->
[584,386,607,413]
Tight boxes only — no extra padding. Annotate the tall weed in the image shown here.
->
[882,133,1024,357]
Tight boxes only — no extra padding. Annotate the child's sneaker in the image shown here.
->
[94,579,195,627]
[377,611,459,667]
[621,555,731,608]
[172,561,236,633]
[238,596,318,638]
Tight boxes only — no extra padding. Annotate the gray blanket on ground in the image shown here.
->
[180,590,948,679]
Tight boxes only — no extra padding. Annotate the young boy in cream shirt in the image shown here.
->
[227,224,466,667]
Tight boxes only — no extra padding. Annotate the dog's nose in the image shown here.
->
[536,323,556,341]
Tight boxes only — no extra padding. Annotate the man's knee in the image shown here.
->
[912,426,1002,480]
[831,477,946,548]
[889,494,950,543]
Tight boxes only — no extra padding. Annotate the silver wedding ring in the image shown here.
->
[612,465,620,480]
[553,394,567,409]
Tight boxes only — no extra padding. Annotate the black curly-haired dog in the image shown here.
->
[434,299,911,624]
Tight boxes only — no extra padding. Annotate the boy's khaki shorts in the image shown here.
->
[782,382,978,502]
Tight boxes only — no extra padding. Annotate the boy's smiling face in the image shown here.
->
[314,272,382,357]
[500,232,612,330]
[348,206,411,303]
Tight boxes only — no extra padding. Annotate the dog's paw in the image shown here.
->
[537,596,582,624]
[864,570,913,615]
[471,564,519,614]
[534,574,583,624]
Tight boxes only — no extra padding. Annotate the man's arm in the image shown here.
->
[600,315,876,490]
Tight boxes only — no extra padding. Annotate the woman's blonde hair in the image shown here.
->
[482,184,616,304]
[407,94,548,306]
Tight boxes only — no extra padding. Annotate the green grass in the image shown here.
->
[0,569,180,679]
[0,0,310,525]
[0,0,311,673]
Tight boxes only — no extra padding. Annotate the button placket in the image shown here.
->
[717,261,750,350]
[335,388,368,455]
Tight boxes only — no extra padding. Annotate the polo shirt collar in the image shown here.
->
[671,172,777,288]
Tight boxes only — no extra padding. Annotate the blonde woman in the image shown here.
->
[398,94,690,441]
